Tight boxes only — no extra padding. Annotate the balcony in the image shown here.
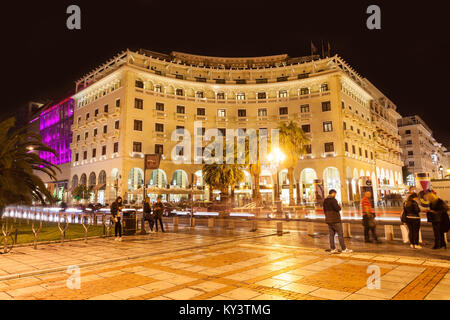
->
[112,107,120,115]
[97,113,108,123]
[298,112,312,121]
[174,113,188,121]
[153,131,166,141]
[194,115,207,121]
[257,116,269,123]
[237,116,248,123]
[278,114,289,121]
[153,109,167,120]
[107,129,120,138]
[216,116,227,123]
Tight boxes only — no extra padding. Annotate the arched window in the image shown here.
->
[72,175,79,188]
[320,83,329,92]
[300,87,310,95]
[80,174,87,186]
[98,170,107,185]
[88,172,96,188]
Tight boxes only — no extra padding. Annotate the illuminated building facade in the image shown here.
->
[69,49,404,205]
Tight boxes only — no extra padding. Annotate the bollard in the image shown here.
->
[190,217,196,228]
[276,222,283,236]
[307,222,315,236]
[384,225,394,241]
[173,216,179,227]
[250,219,257,232]
[343,223,352,238]
[208,218,214,229]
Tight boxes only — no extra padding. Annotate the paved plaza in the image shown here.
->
[0,226,449,300]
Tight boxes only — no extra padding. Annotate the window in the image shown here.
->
[83,151,87,160]
[75,153,79,162]
[134,120,143,131]
[409,161,415,167]
[94,109,99,117]
[300,87,309,95]
[197,127,206,136]
[408,151,414,156]
[133,142,142,153]
[103,125,107,134]
[300,104,310,113]
[156,102,164,111]
[116,99,121,107]
[236,93,245,100]
[406,140,413,145]
[115,121,120,130]
[113,142,119,153]
[155,123,164,132]
[236,79,246,84]
[135,80,144,88]
[238,109,247,117]
[155,85,162,93]
[322,101,331,112]
[86,113,90,120]
[197,108,206,116]
[176,105,185,114]
[359,148,362,156]
[77,116,81,124]
[301,124,311,133]
[92,148,97,158]
[279,107,288,115]
[155,144,163,154]
[324,143,334,153]
[305,144,312,154]
[258,108,267,117]
[93,128,98,137]
[323,121,333,132]
[104,104,109,113]
[217,92,225,100]
[343,122,347,130]
[257,92,266,100]
[76,135,80,142]
[218,128,226,136]
[365,150,368,158]
[102,145,106,156]
[217,109,226,117]
[320,83,329,92]
[357,129,361,134]
[279,90,288,98]
[370,152,373,160]
[135,98,143,110]
[341,101,345,109]
[196,91,204,98]
[176,88,184,96]
[176,126,185,134]
[345,143,349,152]
[352,145,356,154]
[85,132,89,139]
[405,130,411,134]
[175,146,184,156]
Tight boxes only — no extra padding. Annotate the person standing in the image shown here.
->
[323,190,352,254]
[143,197,154,234]
[403,193,422,249]
[111,196,123,241]
[353,193,361,212]
[153,196,165,232]
[426,192,450,249]
[361,191,379,243]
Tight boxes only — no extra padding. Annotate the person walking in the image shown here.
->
[323,190,352,254]
[111,196,123,241]
[143,197,154,234]
[153,196,165,232]
[403,193,422,249]
[361,191,379,243]
[426,192,450,249]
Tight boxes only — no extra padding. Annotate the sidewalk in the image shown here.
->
[0,226,449,300]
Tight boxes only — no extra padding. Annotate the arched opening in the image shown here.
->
[128,167,144,204]
[300,168,317,204]
[72,175,79,189]
[80,174,87,186]
[323,167,341,203]
[88,172,96,203]
[236,170,252,206]
[259,169,274,205]
[110,168,120,203]
[149,169,167,188]
[170,170,189,202]
[96,170,107,205]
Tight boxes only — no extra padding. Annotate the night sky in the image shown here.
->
[1,0,449,146]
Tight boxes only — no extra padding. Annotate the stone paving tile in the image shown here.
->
[280,283,319,294]
[163,288,204,300]
[255,278,290,288]
[189,281,227,292]
[308,288,351,300]
[221,288,261,300]
[109,287,150,299]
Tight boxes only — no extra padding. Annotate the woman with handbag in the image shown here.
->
[111,196,123,241]
[361,191,379,243]
[403,193,421,249]
[425,192,450,249]
[143,197,154,233]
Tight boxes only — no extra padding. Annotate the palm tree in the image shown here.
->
[202,141,245,204]
[0,117,60,218]
[278,121,310,206]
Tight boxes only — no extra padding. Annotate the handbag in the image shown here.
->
[426,211,434,223]
[400,206,407,223]
[363,213,376,228]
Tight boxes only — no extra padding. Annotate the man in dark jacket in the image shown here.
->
[153,196,165,232]
[426,192,450,249]
[323,190,352,253]
[143,197,154,233]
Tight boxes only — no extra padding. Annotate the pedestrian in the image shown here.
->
[153,195,165,232]
[361,191,380,243]
[425,192,450,249]
[354,193,361,210]
[402,193,422,249]
[143,196,154,233]
[111,196,123,241]
[323,189,353,254]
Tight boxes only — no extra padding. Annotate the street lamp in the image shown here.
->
[267,147,286,216]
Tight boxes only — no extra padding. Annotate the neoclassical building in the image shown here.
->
[69,49,404,205]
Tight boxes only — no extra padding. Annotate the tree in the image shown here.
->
[278,121,310,206]
[0,117,60,218]
[202,142,245,204]
[72,185,92,202]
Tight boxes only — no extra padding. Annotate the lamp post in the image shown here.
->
[267,148,286,216]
